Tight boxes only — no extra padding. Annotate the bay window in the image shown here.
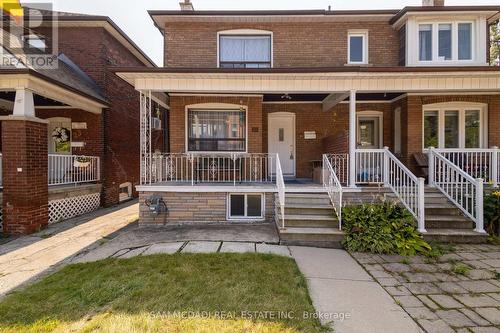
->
[417,22,474,63]
[219,34,271,68]
[187,109,246,152]
[423,104,486,149]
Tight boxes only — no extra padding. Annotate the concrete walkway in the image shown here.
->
[0,201,139,297]
[291,246,423,333]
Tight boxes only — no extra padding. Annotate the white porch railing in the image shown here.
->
[275,154,286,229]
[355,149,385,184]
[355,148,426,232]
[48,154,100,186]
[325,153,349,186]
[323,154,343,230]
[384,148,426,233]
[435,147,499,188]
[429,148,485,233]
[153,153,277,185]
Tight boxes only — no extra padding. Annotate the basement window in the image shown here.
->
[228,194,264,220]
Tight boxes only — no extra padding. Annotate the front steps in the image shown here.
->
[422,187,488,244]
[276,193,343,248]
[274,187,488,248]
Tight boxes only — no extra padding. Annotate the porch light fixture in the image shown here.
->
[281,94,292,100]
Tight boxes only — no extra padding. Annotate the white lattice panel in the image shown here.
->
[48,193,100,224]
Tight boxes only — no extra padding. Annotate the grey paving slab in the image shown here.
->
[219,242,255,253]
[291,247,420,333]
[290,247,372,281]
[142,242,185,255]
[429,294,463,309]
[417,319,454,333]
[181,241,221,253]
[119,247,148,258]
[474,307,500,325]
[435,309,475,328]
[453,294,499,308]
[256,243,291,257]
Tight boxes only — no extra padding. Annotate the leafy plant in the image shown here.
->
[451,264,471,276]
[342,203,432,256]
[484,191,500,236]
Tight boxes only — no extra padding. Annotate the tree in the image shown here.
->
[490,20,500,66]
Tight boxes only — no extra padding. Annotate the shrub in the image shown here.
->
[484,191,500,236]
[342,203,432,256]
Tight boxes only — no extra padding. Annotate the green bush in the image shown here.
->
[484,191,500,236]
[342,203,432,256]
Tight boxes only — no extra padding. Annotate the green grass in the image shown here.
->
[0,253,327,333]
[451,263,471,276]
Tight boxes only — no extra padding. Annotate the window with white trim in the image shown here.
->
[228,194,264,219]
[423,103,486,149]
[418,22,473,63]
[187,109,246,152]
[348,31,368,64]
[219,35,271,68]
[24,35,46,52]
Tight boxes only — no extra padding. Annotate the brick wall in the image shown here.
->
[164,21,399,68]
[139,191,274,225]
[169,95,263,153]
[1,120,48,234]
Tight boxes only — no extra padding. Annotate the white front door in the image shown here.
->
[268,113,295,177]
[357,116,382,149]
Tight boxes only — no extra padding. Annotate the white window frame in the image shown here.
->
[356,111,383,149]
[217,29,273,68]
[416,21,475,65]
[227,193,265,220]
[23,34,46,51]
[422,102,488,150]
[185,103,248,154]
[347,30,369,65]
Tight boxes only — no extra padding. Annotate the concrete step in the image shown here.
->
[425,215,474,229]
[423,229,488,244]
[284,204,335,216]
[278,227,344,248]
[278,214,338,228]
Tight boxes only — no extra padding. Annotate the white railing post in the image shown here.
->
[383,146,390,186]
[417,177,426,233]
[492,146,499,188]
[475,178,485,233]
[275,154,286,229]
[428,147,435,186]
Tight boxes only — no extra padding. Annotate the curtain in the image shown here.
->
[458,23,472,60]
[419,24,432,61]
[220,36,270,63]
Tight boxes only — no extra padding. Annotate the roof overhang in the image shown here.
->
[115,67,500,95]
[38,17,156,67]
[0,72,107,113]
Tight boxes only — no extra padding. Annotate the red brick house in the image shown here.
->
[116,0,500,245]
[0,8,168,234]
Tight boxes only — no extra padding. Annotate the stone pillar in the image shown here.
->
[1,90,49,235]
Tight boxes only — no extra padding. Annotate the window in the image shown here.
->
[187,109,246,152]
[422,104,486,149]
[228,194,264,219]
[419,24,433,61]
[348,31,368,64]
[219,35,271,68]
[458,23,472,60]
[438,24,452,61]
[24,35,46,51]
[417,22,474,63]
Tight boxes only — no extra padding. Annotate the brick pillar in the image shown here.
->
[1,116,49,235]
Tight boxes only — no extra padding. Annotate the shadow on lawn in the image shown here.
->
[0,253,329,333]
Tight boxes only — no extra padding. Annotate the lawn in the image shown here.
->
[0,253,327,333]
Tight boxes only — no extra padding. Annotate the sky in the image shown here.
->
[21,0,500,66]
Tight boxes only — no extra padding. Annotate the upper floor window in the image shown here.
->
[348,31,368,64]
[418,22,473,63]
[218,33,271,68]
[23,35,46,52]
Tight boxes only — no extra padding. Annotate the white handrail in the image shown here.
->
[323,154,343,230]
[383,148,426,233]
[275,154,286,229]
[429,148,485,233]
[325,153,349,186]
[435,147,499,187]
[48,154,100,186]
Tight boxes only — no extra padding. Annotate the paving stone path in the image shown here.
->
[352,244,500,333]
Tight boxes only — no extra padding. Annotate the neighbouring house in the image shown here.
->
[115,0,500,246]
[0,7,168,234]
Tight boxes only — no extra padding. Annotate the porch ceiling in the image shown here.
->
[262,92,405,102]
[115,67,500,94]
[0,91,68,108]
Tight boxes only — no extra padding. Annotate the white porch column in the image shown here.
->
[13,89,35,117]
[349,90,357,187]
[140,91,152,185]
